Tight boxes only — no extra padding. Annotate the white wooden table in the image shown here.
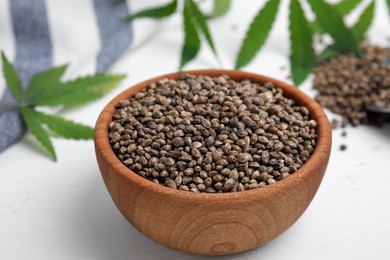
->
[1,0,390,259]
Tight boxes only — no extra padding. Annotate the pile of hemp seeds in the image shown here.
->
[313,44,390,127]
[109,75,318,193]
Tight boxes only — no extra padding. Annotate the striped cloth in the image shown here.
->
[0,0,136,153]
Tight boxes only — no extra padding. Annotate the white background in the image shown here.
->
[1,0,390,259]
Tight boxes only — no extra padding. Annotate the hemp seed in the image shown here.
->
[109,74,318,193]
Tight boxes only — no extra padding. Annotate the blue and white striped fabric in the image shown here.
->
[0,0,137,153]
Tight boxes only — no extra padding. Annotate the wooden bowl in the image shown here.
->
[94,70,332,255]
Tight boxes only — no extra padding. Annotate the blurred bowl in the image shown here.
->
[94,70,332,255]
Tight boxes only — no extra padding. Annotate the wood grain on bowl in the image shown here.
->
[94,70,332,255]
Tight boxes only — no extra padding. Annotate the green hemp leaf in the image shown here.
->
[33,111,94,140]
[180,0,219,69]
[317,45,341,64]
[126,0,177,20]
[123,0,384,87]
[235,0,281,69]
[208,0,231,19]
[25,65,68,102]
[388,0,390,17]
[21,107,57,161]
[26,73,125,107]
[310,0,362,34]
[289,0,315,86]
[352,0,375,42]
[188,0,218,59]
[127,0,220,69]
[334,0,362,16]
[316,0,375,64]
[180,0,201,69]
[307,0,360,56]
[1,51,125,160]
[1,52,23,101]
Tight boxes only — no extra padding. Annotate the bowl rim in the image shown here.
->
[94,69,332,201]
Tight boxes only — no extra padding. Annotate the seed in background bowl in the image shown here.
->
[314,43,390,127]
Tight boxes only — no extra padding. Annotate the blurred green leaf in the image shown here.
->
[26,64,67,102]
[334,0,361,16]
[310,19,325,34]
[235,0,281,69]
[208,0,231,19]
[189,0,218,57]
[1,51,23,101]
[126,0,177,20]
[352,0,375,42]
[310,0,361,35]
[387,0,390,16]
[180,0,201,69]
[289,0,315,86]
[34,111,94,140]
[307,0,360,55]
[21,107,56,161]
[26,74,125,107]
[317,44,340,63]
